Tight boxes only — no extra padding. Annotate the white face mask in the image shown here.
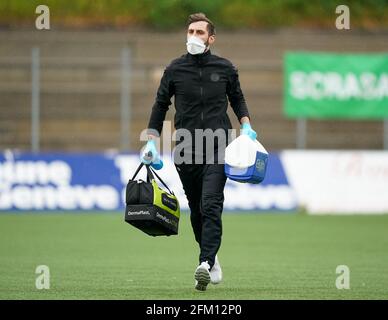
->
[186,35,207,55]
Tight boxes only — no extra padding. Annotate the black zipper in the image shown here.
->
[199,67,204,124]
[136,180,141,203]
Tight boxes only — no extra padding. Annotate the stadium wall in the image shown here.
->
[1,30,388,151]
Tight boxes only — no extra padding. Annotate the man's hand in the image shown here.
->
[240,123,257,141]
[140,139,164,170]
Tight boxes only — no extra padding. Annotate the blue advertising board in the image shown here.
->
[0,151,296,212]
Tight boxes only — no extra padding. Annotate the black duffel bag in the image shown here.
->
[124,163,180,236]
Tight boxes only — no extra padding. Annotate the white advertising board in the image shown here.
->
[281,151,388,214]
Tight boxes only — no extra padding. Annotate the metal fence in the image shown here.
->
[29,46,133,153]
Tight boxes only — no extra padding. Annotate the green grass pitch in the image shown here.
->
[0,212,387,300]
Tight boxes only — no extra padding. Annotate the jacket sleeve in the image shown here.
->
[226,64,251,123]
[147,67,174,136]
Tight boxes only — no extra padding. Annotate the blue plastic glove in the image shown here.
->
[241,123,257,141]
[140,140,164,170]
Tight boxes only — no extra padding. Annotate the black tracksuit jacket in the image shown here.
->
[147,49,251,157]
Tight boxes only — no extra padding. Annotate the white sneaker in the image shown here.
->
[194,261,211,291]
[210,255,222,285]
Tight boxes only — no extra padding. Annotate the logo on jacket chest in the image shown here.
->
[177,72,226,98]
[210,72,220,82]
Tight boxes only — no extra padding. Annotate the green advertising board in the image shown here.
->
[284,52,388,119]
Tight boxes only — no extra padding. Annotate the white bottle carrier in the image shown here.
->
[224,134,268,184]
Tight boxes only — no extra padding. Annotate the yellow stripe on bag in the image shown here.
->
[152,180,180,219]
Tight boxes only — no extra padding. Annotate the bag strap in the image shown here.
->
[131,163,143,180]
[148,166,174,195]
[131,163,153,182]
[131,163,174,195]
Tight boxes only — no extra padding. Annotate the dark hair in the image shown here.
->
[187,12,216,36]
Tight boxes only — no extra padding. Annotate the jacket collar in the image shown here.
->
[186,48,212,65]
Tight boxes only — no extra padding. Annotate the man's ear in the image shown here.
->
[209,35,215,44]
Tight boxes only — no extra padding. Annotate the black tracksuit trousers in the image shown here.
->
[174,162,227,270]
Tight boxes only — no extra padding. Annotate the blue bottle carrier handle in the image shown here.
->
[224,135,269,184]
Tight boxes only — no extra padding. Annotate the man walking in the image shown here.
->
[141,13,257,291]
